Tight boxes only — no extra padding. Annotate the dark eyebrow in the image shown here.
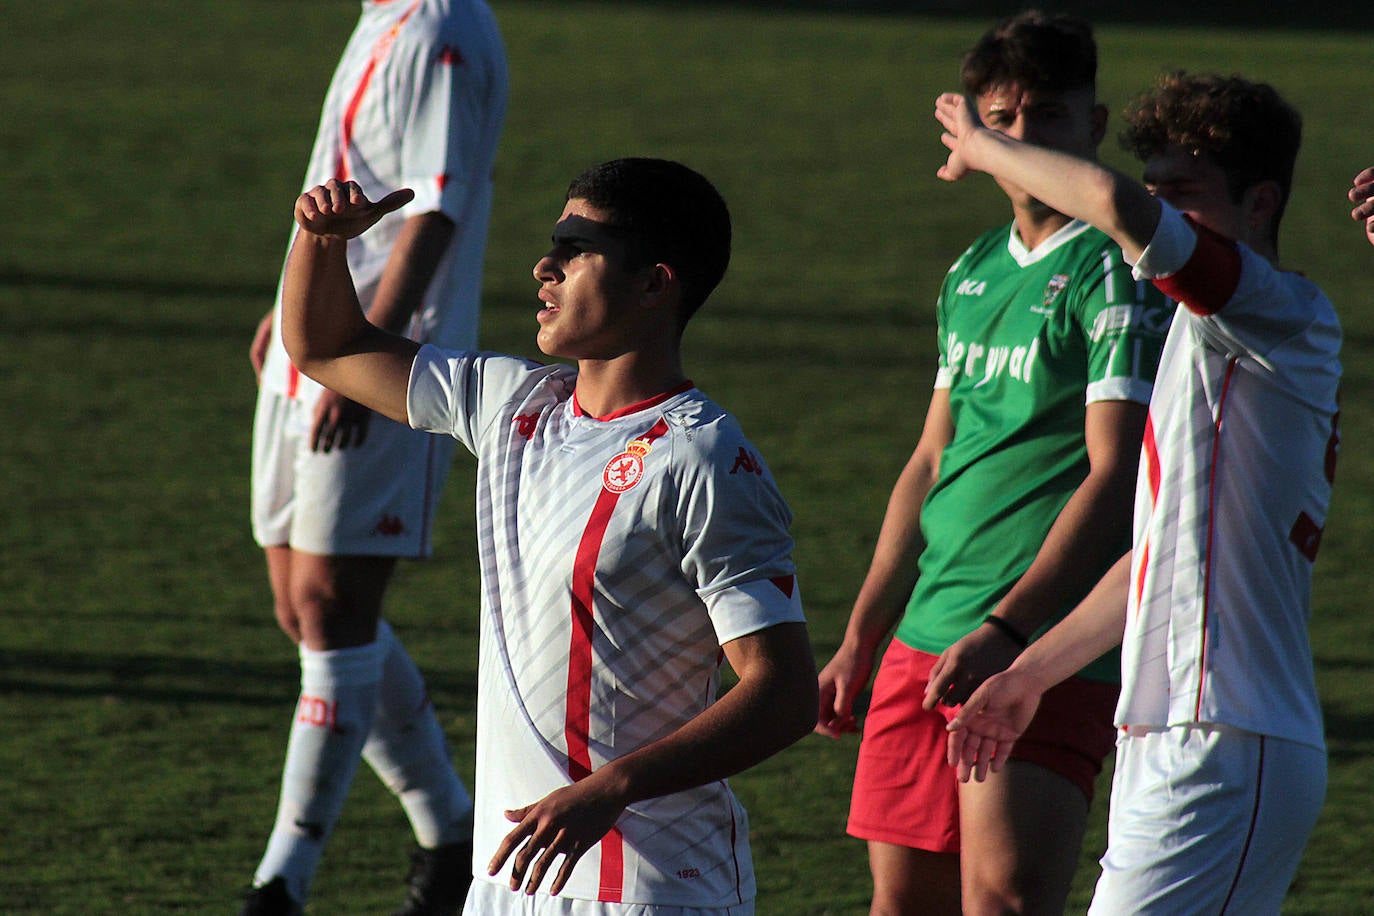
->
[550,228,596,248]
[551,215,625,250]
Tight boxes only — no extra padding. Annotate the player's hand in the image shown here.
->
[489,777,628,896]
[249,310,273,384]
[294,179,415,240]
[945,669,1043,783]
[1348,166,1374,248]
[310,387,372,452]
[934,92,983,182]
[922,623,1021,710]
[814,640,875,738]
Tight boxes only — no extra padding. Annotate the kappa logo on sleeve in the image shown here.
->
[729,447,763,476]
[602,439,654,493]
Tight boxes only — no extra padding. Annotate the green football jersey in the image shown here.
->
[896,220,1172,682]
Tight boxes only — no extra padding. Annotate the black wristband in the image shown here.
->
[983,614,1029,648]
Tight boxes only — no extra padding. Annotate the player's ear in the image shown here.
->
[1243,178,1283,232]
[642,262,677,308]
[1090,103,1109,147]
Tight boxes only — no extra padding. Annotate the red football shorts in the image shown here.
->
[848,640,1118,852]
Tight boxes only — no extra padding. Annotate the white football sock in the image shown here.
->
[253,639,383,903]
[363,620,474,848]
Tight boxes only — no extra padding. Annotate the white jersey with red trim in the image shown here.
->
[407,346,805,908]
[1119,203,1340,750]
[260,0,507,398]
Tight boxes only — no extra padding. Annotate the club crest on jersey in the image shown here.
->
[1043,274,1070,308]
[602,438,653,493]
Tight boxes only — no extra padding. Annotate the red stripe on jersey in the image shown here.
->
[1196,358,1239,719]
[564,416,670,901]
[1132,414,1160,614]
[1133,541,1150,613]
[566,484,618,782]
[335,54,377,181]
[597,827,625,902]
[1143,413,1161,503]
[334,2,422,181]
[287,364,300,399]
[728,793,744,904]
[1152,222,1242,316]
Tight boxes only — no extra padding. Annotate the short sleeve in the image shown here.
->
[392,17,505,222]
[1077,243,1174,405]
[673,423,804,644]
[407,344,553,453]
[1135,203,1332,360]
[934,247,971,391]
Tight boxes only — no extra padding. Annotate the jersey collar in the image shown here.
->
[1006,219,1094,267]
[572,380,695,421]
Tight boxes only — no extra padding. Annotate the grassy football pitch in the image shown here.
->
[3,1,1373,912]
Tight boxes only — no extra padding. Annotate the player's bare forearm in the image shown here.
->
[816,450,935,735]
[492,622,817,894]
[991,400,1144,638]
[993,552,1131,693]
[817,393,950,735]
[845,388,951,649]
[617,622,816,798]
[281,182,422,426]
[945,554,1132,782]
[935,92,1161,261]
[367,210,456,334]
[927,402,1142,707]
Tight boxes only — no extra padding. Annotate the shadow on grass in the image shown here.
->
[0,649,478,710]
[0,267,272,302]
[621,0,1374,31]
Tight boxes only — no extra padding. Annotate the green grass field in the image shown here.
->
[4,1,1374,912]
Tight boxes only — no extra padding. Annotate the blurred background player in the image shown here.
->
[814,12,1171,915]
[243,1,506,913]
[276,157,818,915]
[939,71,1340,914]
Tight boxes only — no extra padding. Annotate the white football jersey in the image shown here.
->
[1119,204,1341,750]
[260,0,507,399]
[408,347,805,907]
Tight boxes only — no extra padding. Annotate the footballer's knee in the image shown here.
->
[961,867,1064,916]
[272,596,303,644]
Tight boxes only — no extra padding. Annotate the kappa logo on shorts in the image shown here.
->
[602,438,653,493]
[372,514,406,537]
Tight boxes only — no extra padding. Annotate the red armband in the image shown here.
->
[1152,222,1242,316]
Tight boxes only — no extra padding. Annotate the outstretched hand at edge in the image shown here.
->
[295,179,415,240]
[1349,166,1374,248]
[944,667,1043,783]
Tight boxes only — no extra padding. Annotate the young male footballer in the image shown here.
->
[275,157,817,916]
[815,12,1171,915]
[243,1,506,912]
[940,72,1341,914]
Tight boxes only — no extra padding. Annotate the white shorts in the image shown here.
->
[251,387,457,557]
[463,880,753,916]
[1089,725,1326,915]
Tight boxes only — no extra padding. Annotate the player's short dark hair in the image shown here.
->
[566,158,731,326]
[1120,71,1302,239]
[960,10,1097,98]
